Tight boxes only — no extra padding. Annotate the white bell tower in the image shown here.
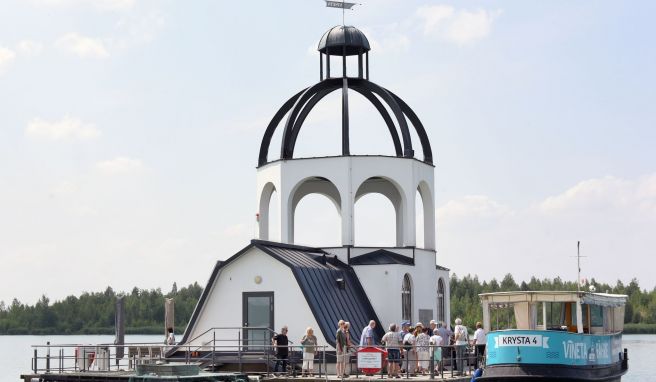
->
[254,25,449,328]
[256,25,435,250]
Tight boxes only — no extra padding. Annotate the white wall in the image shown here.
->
[351,248,439,329]
[256,156,435,249]
[185,247,327,349]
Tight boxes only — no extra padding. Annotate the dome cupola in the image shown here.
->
[318,25,370,55]
[258,26,433,167]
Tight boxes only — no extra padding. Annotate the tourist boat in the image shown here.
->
[477,291,629,381]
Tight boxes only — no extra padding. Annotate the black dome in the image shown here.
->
[318,26,370,56]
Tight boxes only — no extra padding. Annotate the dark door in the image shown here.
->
[243,292,274,351]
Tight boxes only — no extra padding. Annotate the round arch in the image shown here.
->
[287,176,342,245]
[258,182,277,241]
[355,176,406,246]
[416,180,435,249]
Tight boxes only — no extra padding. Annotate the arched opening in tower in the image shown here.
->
[293,194,341,247]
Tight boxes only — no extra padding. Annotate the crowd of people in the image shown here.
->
[270,317,486,378]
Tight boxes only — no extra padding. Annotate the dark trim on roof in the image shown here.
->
[258,154,435,169]
[350,249,414,266]
[436,265,450,271]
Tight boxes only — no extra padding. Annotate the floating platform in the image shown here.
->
[21,374,471,382]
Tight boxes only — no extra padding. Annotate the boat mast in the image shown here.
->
[577,241,581,294]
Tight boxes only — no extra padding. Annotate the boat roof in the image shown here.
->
[479,291,627,307]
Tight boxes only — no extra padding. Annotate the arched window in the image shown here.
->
[402,274,412,322]
[437,278,445,322]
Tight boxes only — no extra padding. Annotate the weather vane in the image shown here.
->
[325,1,359,26]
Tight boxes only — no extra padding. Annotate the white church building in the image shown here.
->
[177,25,451,352]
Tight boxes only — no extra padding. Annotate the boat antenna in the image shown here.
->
[575,241,587,294]
[577,241,581,294]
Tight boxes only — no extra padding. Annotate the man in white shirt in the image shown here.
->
[359,320,376,347]
[473,321,486,368]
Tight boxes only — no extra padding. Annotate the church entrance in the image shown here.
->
[242,292,274,351]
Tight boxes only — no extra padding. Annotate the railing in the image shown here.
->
[30,341,169,374]
[343,344,482,379]
[30,331,485,380]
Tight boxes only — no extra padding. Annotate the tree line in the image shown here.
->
[0,282,202,335]
[449,274,656,334]
[1,276,655,335]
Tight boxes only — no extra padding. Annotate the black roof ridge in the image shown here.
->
[251,239,326,253]
[350,248,414,266]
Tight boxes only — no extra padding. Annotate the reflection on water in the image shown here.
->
[0,335,161,382]
[623,334,656,382]
[0,334,654,382]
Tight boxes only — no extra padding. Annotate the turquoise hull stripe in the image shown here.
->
[486,330,622,366]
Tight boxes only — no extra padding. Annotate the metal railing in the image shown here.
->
[30,331,485,379]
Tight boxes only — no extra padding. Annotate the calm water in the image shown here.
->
[0,334,654,381]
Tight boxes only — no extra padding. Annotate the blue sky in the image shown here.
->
[1,0,655,304]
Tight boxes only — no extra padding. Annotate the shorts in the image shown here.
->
[387,349,401,364]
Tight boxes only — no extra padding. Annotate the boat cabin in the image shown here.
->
[479,291,627,335]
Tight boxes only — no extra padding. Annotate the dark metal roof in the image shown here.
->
[178,240,384,348]
[350,249,414,266]
[318,25,370,56]
[436,264,450,271]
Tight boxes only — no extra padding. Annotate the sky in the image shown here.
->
[1,0,655,305]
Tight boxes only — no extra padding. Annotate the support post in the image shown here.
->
[366,52,369,80]
[341,78,350,155]
[342,46,347,77]
[46,342,50,372]
[327,55,331,78]
[319,53,323,81]
[358,53,363,78]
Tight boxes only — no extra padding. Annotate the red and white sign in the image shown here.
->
[356,347,387,374]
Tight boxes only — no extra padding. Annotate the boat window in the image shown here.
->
[490,304,516,330]
[590,305,604,327]
[545,302,567,330]
[437,278,445,322]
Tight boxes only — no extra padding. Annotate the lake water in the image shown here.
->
[0,334,654,381]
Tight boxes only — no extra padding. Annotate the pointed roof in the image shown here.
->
[350,249,414,266]
[179,240,384,348]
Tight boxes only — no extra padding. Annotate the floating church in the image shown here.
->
[178,25,451,351]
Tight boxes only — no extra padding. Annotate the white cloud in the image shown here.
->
[0,47,16,75]
[26,116,101,141]
[416,5,501,44]
[222,223,248,238]
[114,11,166,47]
[30,0,135,11]
[95,156,145,175]
[55,33,109,59]
[437,195,512,221]
[365,31,411,55]
[17,40,44,56]
[438,173,656,287]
